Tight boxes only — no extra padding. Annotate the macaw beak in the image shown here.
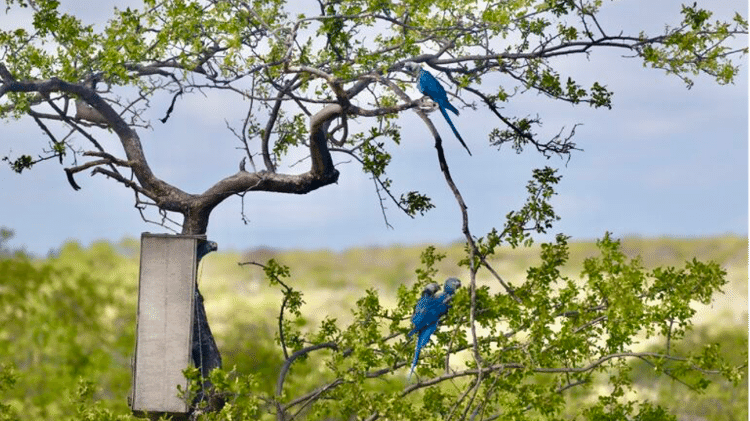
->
[402,61,419,75]
[423,282,441,296]
[445,278,461,292]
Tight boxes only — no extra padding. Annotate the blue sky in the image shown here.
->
[0,1,747,255]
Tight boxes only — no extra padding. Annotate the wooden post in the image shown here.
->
[130,233,200,416]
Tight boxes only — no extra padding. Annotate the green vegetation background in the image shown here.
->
[0,232,746,420]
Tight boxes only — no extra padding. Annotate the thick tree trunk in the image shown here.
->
[181,211,222,410]
[1,59,344,418]
[191,287,222,406]
[175,106,341,413]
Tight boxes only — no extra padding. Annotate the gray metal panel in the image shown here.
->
[131,233,197,414]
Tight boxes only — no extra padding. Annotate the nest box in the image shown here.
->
[130,233,203,416]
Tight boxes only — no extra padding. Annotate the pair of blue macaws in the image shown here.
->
[407,277,461,382]
[403,62,472,156]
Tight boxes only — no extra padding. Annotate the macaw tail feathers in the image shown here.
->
[439,106,472,155]
[407,334,426,383]
[443,101,459,115]
[407,348,420,382]
[408,323,439,383]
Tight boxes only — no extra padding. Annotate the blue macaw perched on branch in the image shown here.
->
[411,282,441,327]
[406,277,461,382]
[403,62,472,155]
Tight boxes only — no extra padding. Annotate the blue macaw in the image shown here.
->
[406,277,461,382]
[404,62,471,155]
[197,240,218,263]
[410,282,441,330]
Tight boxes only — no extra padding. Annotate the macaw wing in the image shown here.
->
[416,321,438,353]
[418,69,461,113]
[410,294,431,326]
[409,297,447,336]
[416,70,469,153]
[409,288,439,337]
[406,297,440,338]
[418,69,447,100]
[420,291,456,329]
[413,295,429,316]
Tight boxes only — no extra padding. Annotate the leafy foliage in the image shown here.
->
[0,364,19,421]
[251,231,741,420]
[641,4,748,87]
[0,227,745,420]
[0,237,137,420]
[207,169,743,420]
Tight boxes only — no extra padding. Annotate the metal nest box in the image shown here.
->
[130,233,204,416]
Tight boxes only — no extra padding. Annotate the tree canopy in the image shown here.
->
[0,0,746,233]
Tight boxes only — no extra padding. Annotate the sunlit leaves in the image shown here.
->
[640,4,747,87]
[521,65,613,108]
[0,241,136,418]
[180,367,263,419]
[581,234,650,352]
[272,114,307,161]
[0,364,19,421]
[421,386,450,417]
[645,258,726,342]
[539,69,562,96]
[360,138,392,179]
[398,191,435,217]
[504,166,561,248]
[0,0,744,191]
[415,245,446,283]
[489,116,534,153]
[544,0,577,17]
[258,258,306,356]
[683,5,713,31]
[262,258,292,284]
[2,154,33,173]
[0,231,741,418]
[313,316,341,343]
[30,0,61,36]
[25,1,99,81]
[559,24,579,41]
[590,82,612,109]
